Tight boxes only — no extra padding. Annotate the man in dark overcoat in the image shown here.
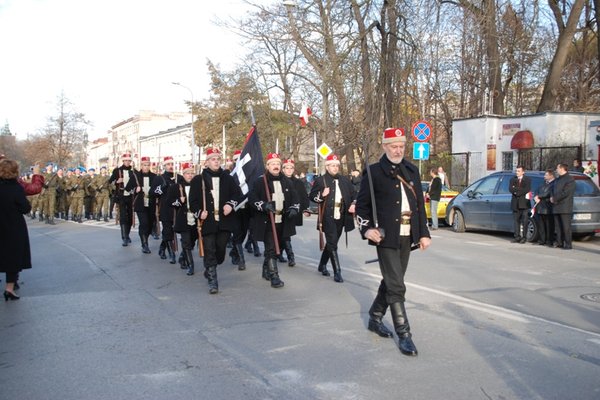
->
[551,163,576,249]
[355,127,431,356]
[533,169,555,246]
[509,165,532,243]
[125,156,157,254]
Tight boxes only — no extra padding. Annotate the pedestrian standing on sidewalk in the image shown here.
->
[509,166,531,244]
[0,158,33,301]
[551,163,576,250]
[427,168,442,230]
[355,127,431,356]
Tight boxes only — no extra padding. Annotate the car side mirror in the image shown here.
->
[467,190,474,199]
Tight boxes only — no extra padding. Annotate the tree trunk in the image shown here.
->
[537,0,586,112]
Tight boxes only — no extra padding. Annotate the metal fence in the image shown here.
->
[517,146,582,172]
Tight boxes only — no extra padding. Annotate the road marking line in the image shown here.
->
[296,254,600,339]
[587,338,600,346]
[465,241,494,246]
[450,301,528,322]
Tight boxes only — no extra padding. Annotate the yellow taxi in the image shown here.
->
[422,181,459,225]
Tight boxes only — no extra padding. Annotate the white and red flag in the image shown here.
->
[299,104,312,126]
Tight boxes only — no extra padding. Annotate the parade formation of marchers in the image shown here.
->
[9,127,432,357]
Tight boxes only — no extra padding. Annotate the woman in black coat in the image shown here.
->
[0,159,32,301]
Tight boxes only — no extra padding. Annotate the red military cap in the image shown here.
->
[232,150,242,161]
[283,158,295,167]
[180,162,194,173]
[382,127,406,143]
[163,156,174,165]
[266,152,281,165]
[140,156,150,163]
[206,148,222,160]
[325,154,340,166]
[121,153,132,161]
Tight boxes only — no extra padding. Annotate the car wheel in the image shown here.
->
[525,218,538,242]
[451,209,465,233]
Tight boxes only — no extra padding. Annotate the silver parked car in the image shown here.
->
[445,171,600,241]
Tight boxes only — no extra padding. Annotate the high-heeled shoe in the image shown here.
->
[4,291,20,301]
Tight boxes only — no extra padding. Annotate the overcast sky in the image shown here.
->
[0,0,271,140]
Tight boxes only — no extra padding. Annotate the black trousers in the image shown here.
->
[118,197,134,227]
[554,213,572,247]
[538,214,555,244]
[263,223,284,261]
[232,208,250,245]
[203,230,230,268]
[375,237,412,304]
[179,227,199,251]
[512,209,529,239]
[324,219,344,251]
[160,220,175,241]
[136,207,154,237]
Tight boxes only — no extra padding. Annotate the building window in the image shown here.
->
[502,152,513,171]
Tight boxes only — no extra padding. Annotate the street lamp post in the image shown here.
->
[172,82,195,165]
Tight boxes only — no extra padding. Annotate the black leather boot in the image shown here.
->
[166,242,176,264]
[179,250,188,269]
[284,240,295,267]
[390,302,418,356]
[244,239,253,254]
[125,225,132,244]
[252,240,261,257]
[120,225,128,246]
[262,258,271,280]
[317,251,330,276]
[330,250,343,283]
[104,215,109,222]
[267,258,284,288]
[207,265,218,294]
[31,212,36,220]
[277,252,287,263]
[39,213,44,222]
[48,216,56,225]
[158,241,166,259]
[236,243,246,271]
[367,283,393,338]
[230,244,240,265]
[141,234,151,254]
[185,249,194,276]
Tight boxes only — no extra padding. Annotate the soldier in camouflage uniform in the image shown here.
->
[84,167,97,220]
[67,168,86,223]
[93,166,111,221]
[54,168,67,219]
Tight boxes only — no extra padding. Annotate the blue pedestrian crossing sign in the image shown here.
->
[413,142,430,160]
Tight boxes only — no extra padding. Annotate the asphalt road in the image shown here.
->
[1,217,599,400]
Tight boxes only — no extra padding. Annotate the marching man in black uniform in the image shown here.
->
[189,148,242,294]
[249,153,300,288]
[309,153,356,282]
[109,153,136,246]
[281,158,310,267]
[151,156,182,264]
[166,162,197,276]
[355,127,431,357]
[126,156,157,254]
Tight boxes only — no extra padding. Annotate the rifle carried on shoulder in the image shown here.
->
[263,174,280,256]
[197,175,206,257]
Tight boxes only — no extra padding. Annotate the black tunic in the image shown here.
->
[125,170,157,213]
[309,172,355,234]
[151,171,182,222]
[248,173,299,241]
[188,167,242,235]
[355,155,430,249]
[289,175,310,226]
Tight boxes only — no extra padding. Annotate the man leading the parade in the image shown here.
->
[355,127,431,357]
[109,153,136,246]
[309,153,356,282]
